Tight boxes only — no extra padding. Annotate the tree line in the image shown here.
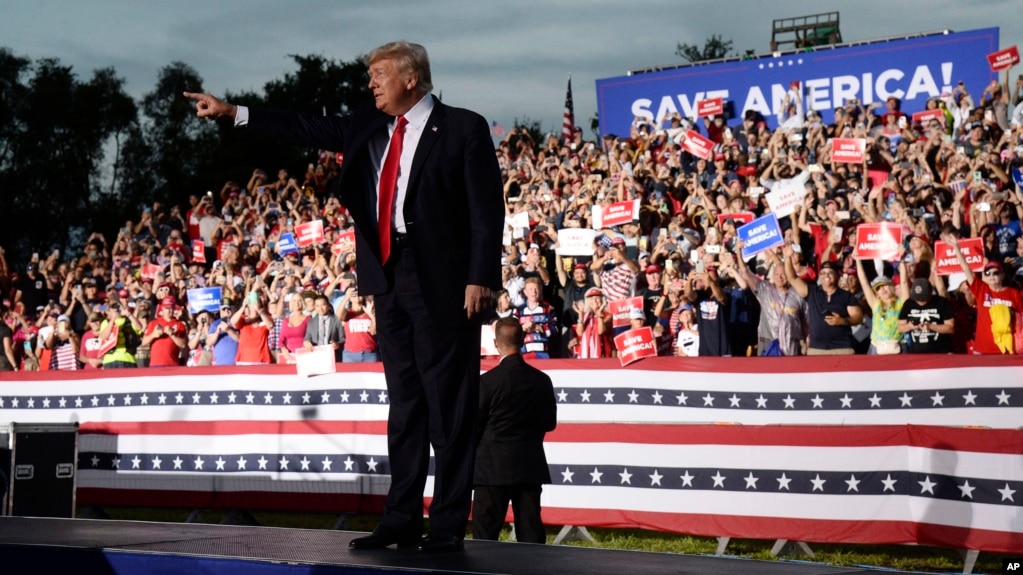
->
[0,36,734,268]
[0,48,372,267]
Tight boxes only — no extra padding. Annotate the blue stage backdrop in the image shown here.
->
[596,28,999,138]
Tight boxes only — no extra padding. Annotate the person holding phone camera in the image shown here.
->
[736,244,808,356]
[783,246,863,355]
[594,237,639,307]
[993,188,1023,259]
[187,310,214,366]
[143,297,187,367]
[231,293,273,365]
[683,253,731,357]
[99,302,142,368]
[856,257,910,355]
[944,232,1022,354]
[206,304,239,366]
[338,289,378,363]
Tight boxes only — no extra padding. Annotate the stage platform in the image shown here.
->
[0,517,922,575]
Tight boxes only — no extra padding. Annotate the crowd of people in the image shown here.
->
[2,70,1023,370]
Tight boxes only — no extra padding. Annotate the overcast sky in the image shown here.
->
[1,0,1020,136]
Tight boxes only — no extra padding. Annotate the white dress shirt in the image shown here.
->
[371,94,434,234]
[235,94,435,235]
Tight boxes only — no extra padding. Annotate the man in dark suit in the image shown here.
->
[472,317,557,544]
[185,40,503,553]
[303,295,344,362]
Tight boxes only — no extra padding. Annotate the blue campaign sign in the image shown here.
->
[278,232,299,255]
[187,287,223,314]
[596,28,999,138]
[738,214,784,260]
[1012,166,1023,189]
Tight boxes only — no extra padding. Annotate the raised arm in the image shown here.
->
[941,231,975,286]
[855,259,879,310]
[782,243,808,298]
[183,92,238,120]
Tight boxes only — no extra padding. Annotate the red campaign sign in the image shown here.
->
[911,109,945,127]
[696,97,724,118]
[718,212,756,227]
[141,263,162,281]
[987,45,1020,71]
[681,130,715,160]
[853,223,903,261]
[608,296,643,329]
[613,326,657,367]
[217,242,239,262]
[598,200,639,228]
[192,240,206,264]
[97,324,119,357]
[295,219,325,248]
[934,238,985,276]
[831,138,865,164]
[331,229,355,257]
[867,169,890,194]
[807,222,823,244]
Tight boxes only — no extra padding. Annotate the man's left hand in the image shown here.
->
[465,285,492,318]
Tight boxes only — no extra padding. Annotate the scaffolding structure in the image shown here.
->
[770,12,842,52]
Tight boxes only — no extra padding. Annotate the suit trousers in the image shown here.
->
[374,243,481,537]
[472,484,545,544]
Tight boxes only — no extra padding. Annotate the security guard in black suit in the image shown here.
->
[472,317,557,543]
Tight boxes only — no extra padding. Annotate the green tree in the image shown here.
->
[137,62,219,206]
[208,54,373,192]
[0,54,137,260]
[675,34,734,63]
[512,117,544,151]
[262,54,372,116]
[0,49,378,265]
[0,49,30,173]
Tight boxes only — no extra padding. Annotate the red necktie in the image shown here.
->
[378,115,408,263]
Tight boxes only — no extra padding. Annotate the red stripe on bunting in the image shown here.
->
[77,422,1023,455]
[80,420,390,436]
[545,424,1023,455]
[539,507,1023,555]
[74,489,1023,555]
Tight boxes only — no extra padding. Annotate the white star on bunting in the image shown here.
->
[881,474,898,492]
[918,476,937,494]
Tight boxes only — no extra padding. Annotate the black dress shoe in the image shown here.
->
[418,532,464,553]
[349,527,421,550]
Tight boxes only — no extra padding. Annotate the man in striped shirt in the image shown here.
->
[518,277,559,358]
[597,237,639,304]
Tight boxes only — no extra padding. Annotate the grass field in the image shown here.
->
[85,507,1018,574]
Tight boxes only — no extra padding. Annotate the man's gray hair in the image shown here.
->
[366,41,433,94]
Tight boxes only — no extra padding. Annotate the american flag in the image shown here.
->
[562,75,575,142]
[948,179,967,195]
[541,422,1022,554]
[1,356,1021,554]
[490,120,506,138]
